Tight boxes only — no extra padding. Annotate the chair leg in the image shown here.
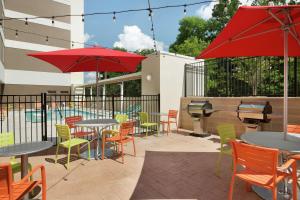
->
[77,145,80,158]
[41,166,47,200]
[87,142,91,161]
[292,163,297,200]
[167,123,170,134]
[228,175,235,200]
[67,146,71,170]
[272,187,277,200]
[121,143,124,164]
[102,137,105,160]
[132,139,136,157]
[55,145,60,164]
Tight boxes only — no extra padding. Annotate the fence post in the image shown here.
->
[42,93,48,141]
[112,94,115,118]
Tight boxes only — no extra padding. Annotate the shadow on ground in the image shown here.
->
[130,151,259,200]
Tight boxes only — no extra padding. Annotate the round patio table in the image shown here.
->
[241,131,300,200]
[0,141,52,200]
[75,119,118,160]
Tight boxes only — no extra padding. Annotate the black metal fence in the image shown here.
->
[185,57,300,97]
[0,94,160,144]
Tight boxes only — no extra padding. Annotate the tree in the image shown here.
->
[169,17,209,56]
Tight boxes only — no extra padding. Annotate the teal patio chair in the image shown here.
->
[139,112,158,137]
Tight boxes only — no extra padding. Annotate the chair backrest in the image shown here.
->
[0,132,14,148]
[216,123,236,145]
[288,124,300,134]
[119,121,134,138]
[0,163,13,197]
[168,110,178,120]
[56,124,71,140]
[115,114,128,123]
[139,112,149,124]
[230,140,278,176]
[65,116,83,129]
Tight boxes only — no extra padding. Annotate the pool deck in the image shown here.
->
[0,130,260,200]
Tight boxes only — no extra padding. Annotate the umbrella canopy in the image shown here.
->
[197,5,300,139]
[28,47,146,73]
[198,5,300,59]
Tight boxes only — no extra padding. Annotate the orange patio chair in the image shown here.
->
[287,124,300,134]
[65,116,95,138]
[0,163,47,200]
[229,140,297,200]
[102,121,136,163]
[160,110,178,135]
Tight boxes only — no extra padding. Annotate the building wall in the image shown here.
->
[141,53,160,95]
[180,97,300,136]
[3,84,70,95]
[159,52,195,114]
[0,0,84,95]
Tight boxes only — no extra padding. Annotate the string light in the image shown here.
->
[71,41,74,47]
[224,3,228,12]
[25,18,28,25]
[148,9,152,20]
[0,1,216,22]
[113,12,116,22]
[46,36,49,43]
[15,30,18,38]
[184,4,187,15]
[0,19,2,26]
[81,14,84,22]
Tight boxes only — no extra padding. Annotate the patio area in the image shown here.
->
[0,130,259,200]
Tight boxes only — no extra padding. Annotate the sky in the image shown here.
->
[83,0,253,83]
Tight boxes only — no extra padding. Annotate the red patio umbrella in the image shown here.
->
[197,5,300,139]
[28,47,146,117]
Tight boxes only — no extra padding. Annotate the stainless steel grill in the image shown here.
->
[187,101,214,137]
[237,101,272,131]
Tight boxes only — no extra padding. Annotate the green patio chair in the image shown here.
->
[103,114,129,136]
[139,112,158,137]
[55,124,91,170]
[215,123,236,177]
[0,132,32,178]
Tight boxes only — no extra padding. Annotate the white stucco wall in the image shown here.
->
[70,0,84,85]
[159,52,195,114]
[141,54,160,95]
[4,69,71,86]
[0,60,4,83]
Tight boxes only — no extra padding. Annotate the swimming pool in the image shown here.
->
[25,109,96,123]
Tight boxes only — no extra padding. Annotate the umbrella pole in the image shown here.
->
[283,29,288,140]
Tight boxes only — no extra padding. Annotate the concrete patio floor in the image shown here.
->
[0,131,260,200]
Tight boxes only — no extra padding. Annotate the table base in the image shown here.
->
[79,141,118,160]
[252,182,299,200]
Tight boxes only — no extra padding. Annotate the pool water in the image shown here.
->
[25,109,96,123]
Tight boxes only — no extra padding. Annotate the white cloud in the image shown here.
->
[196,0,254,20]
[84,33,95,42]
[196,1,217,20]
[113,25,164,51]
[84,72,96,83]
